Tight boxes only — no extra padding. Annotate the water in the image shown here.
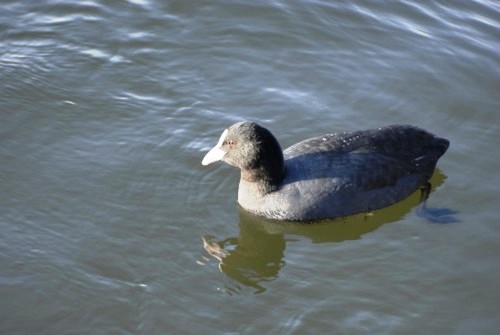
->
[1,0,499,334]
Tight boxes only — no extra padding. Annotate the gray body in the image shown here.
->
[203,123,449,221]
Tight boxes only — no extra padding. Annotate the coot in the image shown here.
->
[202,122,449,221]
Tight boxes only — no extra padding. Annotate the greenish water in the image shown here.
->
[1,1,499,334]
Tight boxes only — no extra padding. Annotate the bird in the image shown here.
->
[202,121,449,221]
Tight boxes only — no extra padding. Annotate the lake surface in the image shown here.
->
[1,0,499,334]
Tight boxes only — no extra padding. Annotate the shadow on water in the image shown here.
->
[201,169,457,294]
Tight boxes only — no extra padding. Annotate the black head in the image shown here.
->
[202,122,285,189]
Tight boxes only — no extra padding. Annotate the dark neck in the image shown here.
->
[239,123,285,193]
[241,155,285,194]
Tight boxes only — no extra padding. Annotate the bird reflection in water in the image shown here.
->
[200,221,286,294]
[200,170,456,294]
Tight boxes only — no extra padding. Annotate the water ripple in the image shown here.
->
[1,0,499,333]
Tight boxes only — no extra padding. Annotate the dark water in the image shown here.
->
[1,1,499,334]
